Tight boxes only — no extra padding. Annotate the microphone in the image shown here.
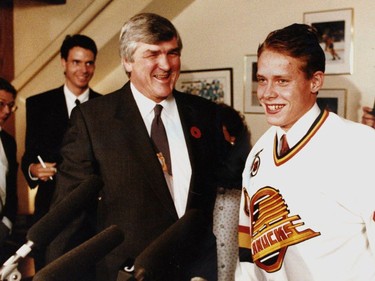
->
[28,175,103,248]
[0,175,103,281]
[33,225,124,281]
[132,209,210,281]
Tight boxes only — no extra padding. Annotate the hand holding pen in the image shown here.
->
[32,155,57,181]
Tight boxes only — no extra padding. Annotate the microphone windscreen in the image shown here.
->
[33,225,124,281]
[134,209,210,278]
[27,175,103,249]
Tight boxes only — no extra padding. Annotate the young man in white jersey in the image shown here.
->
[236,23,375,281]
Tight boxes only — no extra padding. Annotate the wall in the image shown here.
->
[170,0,375,143]
[12,0,375,212]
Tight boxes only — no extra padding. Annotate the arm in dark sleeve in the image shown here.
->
[45,107,98,262]
[21,97,43,188]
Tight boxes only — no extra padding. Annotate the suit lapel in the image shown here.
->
[52,87,69,122]
[113,84,178,219]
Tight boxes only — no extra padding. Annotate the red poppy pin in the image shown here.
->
[190,126,202,139]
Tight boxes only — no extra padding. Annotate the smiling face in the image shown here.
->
[256,50,324,131]
[123,37,181,103]
[61,46,96,96]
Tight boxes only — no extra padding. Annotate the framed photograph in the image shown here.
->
[175,68,233,105]
[244,55,263,113]
[317,89,346,117]
[304,8,353,74]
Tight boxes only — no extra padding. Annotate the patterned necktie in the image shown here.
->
[151,105,172,175]
[279,134,290,157]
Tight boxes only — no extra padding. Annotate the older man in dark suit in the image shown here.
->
[46,13,221,281]
[0,78,18,264]
[21,34,101,270]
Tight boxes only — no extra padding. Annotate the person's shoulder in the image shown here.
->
[89,89,102,98]
[26,86,64,103]
[80,84,128,110]
[0,129,16,147]
[329,112,374,134]
[326,112,375,146]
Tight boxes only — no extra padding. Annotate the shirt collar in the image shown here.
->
[276,103,321,147]
[130,82,176,118]
[63,84,90,104]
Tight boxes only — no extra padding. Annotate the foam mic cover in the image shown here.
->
[33,225,124,281]
[134,209,210,280]
[27,175,103,249]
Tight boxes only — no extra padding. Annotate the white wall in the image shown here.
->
[170,0,375,143]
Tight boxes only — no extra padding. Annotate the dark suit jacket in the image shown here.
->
[1,129,18,224]
[0,129,18,264]
[46,82,221,281]
[21,86,101,221]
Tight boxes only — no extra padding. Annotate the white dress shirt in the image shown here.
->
[131,83,191,218]
[0,128,12,230]
[64,85,89,117]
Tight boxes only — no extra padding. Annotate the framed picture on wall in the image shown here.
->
[317,89,346,117]
[175,68,233,105]
[304,8,353,75]
[244,55,263,113]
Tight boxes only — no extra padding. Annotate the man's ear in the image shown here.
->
[311,71,324,93]
[123,58,132,73]
[61,58,68,75]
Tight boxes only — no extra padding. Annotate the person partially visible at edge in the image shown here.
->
[46,13,222,281]
[235,23,375,281]
[214,103,251,281]
[361,105,375,129]
[21,34,101,270]
[0,77,18,264]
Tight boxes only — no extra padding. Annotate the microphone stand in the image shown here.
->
[0,241,34,281]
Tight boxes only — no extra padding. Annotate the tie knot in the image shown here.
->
[154,104,163,116]
[75,99,81,106]
[280,134,290,157]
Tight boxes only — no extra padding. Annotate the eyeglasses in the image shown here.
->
[0,100,17,113]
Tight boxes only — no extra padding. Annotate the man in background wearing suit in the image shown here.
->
[46,13,221,281]
[21,34,101,269]
[0,78,18,264]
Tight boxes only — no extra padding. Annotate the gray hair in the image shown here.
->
[119,13,183,76]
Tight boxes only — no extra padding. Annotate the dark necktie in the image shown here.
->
[75,99,81,106]
[279,134,290,157]
[151,105,172,175]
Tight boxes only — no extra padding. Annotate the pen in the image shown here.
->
[37,155,54,180]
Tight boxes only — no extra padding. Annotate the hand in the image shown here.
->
[30,162,57,182]
[361,106,375,129]
[0,221,10,248]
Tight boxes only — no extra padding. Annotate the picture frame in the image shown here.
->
[175,68,233,105]
[243,55,263,113]
[304,8,354,75]
[317,89,346,117]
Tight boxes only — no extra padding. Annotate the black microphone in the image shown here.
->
[28,175,103,249]
[0,175,103,280]
[33,225,124,281]
[132,209,210,281]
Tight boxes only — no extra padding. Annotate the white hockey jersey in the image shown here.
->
[236,109,375,281]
